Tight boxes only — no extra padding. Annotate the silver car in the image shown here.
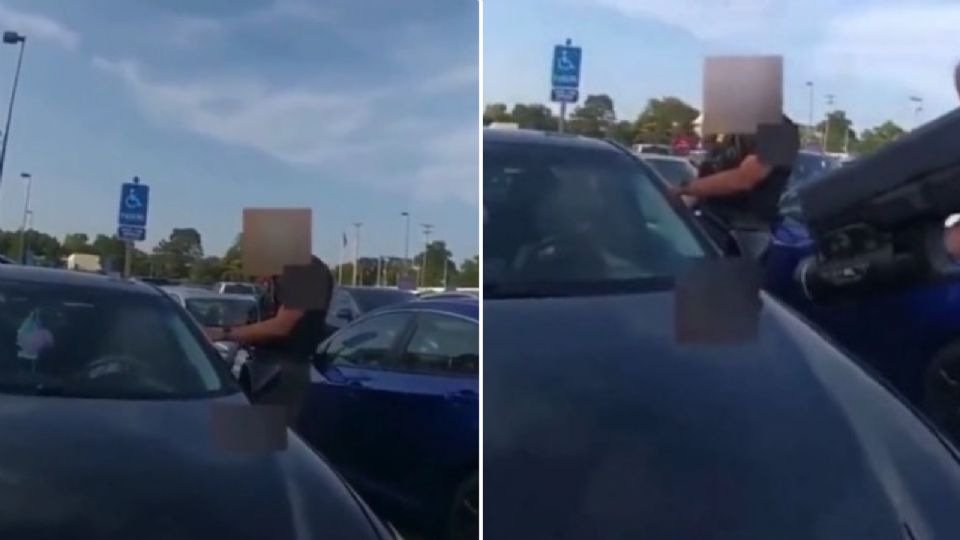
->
[161,286,261,327]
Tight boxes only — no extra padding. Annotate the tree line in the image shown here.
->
[0,228,479,288]
[484,94,906,155]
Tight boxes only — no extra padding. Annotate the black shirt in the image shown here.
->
[700,156,791,228]
[258,257,334,361]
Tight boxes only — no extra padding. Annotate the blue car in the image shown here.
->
[297,299,478,539]
[703,151,960,438]
[484,128,960,539]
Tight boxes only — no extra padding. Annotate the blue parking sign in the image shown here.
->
[118,182,149,228]
[551,45,582,89]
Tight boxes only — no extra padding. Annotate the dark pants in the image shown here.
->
[253,357,311,428]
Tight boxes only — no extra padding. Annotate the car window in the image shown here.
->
[0,280,230,398]
[779,153,842,222]
[222,283,256,295]
[646,158,697,186]
[184,298,259,327]
[402,314,478,376]
[324,312,411,369]
[349,288,416,312]
[484,142,708,296]
[326,289,357,325]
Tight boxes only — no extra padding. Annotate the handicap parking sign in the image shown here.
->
[551,45,582,89]
[118,181,149,228]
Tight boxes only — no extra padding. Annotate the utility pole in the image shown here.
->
[352,222,362,286]
[823,93,835,153]
[17,171,31,263]
[401,211,411,278]
[419,223,433,288]
[805,81,814,145]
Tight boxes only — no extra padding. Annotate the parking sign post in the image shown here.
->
[117,176,150,277]
[550,38,582,133]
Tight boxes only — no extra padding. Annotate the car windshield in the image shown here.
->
[222,283,256,295]
[779,152,842,222]
[184,297,259,327]
[0,280,231,399]
[646,158,697,186]
[485,141,708,297]
[349,289,416,312]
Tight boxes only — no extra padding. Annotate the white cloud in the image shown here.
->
[814,3,960,114]
[420,63,479,95]
[168,17,225,49]
[0,2,78,49]
[93,56,478,204]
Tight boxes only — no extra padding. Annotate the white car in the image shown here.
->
[161,286,261,327]
[212,281,260,298]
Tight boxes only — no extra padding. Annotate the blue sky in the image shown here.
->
[0,0,479,263]
[485,0,960,132]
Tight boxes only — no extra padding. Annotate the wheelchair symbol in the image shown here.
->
[556,50,576,72]
[124,188,143,210]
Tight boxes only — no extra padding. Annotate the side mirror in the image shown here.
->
[336,308,354,322]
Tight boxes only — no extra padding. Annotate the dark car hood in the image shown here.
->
[0,393,388,540]
[484,291,960,540]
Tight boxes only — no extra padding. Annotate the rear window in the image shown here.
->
[222,283,257,295]
[349,289,416,312]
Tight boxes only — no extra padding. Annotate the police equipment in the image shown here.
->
[796,108,960,302]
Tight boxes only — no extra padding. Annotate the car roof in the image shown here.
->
[0,265,162,295]
[641,154,693,163]
[161,286,255,301]
[375,298,478,321]
[484,127,623,153]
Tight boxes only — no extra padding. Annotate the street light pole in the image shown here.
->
[401,211,410,278]
[352,222,362,286]
[17,171,30,262]
[420,223,433,288]
[823,93,835,153]
[0,31,26,201]
[805,81,814,144]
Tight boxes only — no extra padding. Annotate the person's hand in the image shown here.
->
[666,184,684,204]
[205,327,225,342]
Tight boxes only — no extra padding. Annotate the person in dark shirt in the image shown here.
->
[671,118,796,230]
[205,255,333,424]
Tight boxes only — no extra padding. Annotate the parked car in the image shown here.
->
[0,265,400,539]
[483,128,960,539]
[632,143,672,155]
[213,281,260,297]
[759,163,960,439]
[641,154,698,186]
[298,299,478,540]
[0,254,13,264]
[161,285,261,327]
[324,286,418,338]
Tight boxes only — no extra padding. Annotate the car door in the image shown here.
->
[342,312,479,512]
[296,311,414,479]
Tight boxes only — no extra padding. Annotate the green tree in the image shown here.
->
[483,103,512,126]
[220,233,245,280]
[855,120,905,155]
[568,94,617,138]
[458,255,479,287]
[20,230,62,265]
[91,234,126,272]
[414,240,456,287]
[816,110,858,153]
[510,103,558,131]
[153,228,204,279]
[62,233,95,255]
[190,256,226,284]
[633,97,700,145]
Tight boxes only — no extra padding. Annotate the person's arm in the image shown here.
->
[206,305,305,345]
[680,155,771,198]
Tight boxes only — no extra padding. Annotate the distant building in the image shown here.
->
[65,253,102,272]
